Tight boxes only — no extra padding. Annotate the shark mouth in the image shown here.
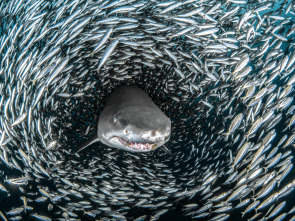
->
[116,137,157,152]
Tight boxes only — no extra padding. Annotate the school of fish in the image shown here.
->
[0,0,295,220]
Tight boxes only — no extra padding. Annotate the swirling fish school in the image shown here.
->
[0,0,295,220]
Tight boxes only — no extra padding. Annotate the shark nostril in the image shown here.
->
[124,129,128,134]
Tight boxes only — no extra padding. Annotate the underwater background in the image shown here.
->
[1,0,295,220]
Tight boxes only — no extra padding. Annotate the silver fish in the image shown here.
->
[0,0,295,220]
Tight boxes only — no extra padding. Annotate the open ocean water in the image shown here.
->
[1,0,295,220]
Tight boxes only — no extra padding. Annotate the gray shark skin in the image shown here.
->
[76,85,171,153]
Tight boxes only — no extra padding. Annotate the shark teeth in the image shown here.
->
[117,137,154,151]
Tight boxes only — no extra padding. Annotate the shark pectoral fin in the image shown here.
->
[159,145,172,156]
[75,134,100,153]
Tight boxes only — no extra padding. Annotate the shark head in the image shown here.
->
[98,105,171,152]
[76,86,172,154]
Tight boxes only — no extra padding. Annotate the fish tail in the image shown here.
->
[263,167,268,173]
[230,166,235,173]
[222,132,229,141]
[246,167,250,176]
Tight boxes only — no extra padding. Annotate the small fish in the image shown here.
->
[5,177,31,185]
[233,54,250,74]
[232,142,250,169]
[31,214,51,221]
[267,201,286,220]
[91,28,113,56]
[97,39,119,71]
[246,117,263,140]
[224,113,243,138]
[7,208,24,216]
[0,1,295,221]
[11,113,27,127]
[194,28,219,36]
